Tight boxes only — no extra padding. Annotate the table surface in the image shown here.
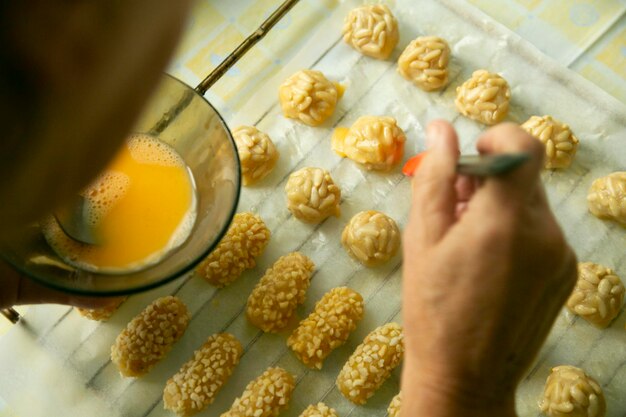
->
[0,0,624,415]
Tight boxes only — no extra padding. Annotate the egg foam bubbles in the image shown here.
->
[43,134,197,274]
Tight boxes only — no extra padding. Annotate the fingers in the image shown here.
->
[409,120,460,245]
[476,123,544,204]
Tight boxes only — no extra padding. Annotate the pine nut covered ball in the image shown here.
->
[332,116,406,171]
[285,167,341,223]
[342,4,399,60]
[566,262,624,328]
[221,367,295,417]
[196,212,270,287]
[246,252,315,333]
[299,402,338,417]
[587,172,626,227]
[336,322,404,404]
[455,69,510,125]
[521,116,579,169]
[279,70,341,126]
[387,393,402,417]
[111,296,190,377]
[163,333,243,416]
[287,286,364,369]
[233,126,279,186]
[539,365,606,417]
[397,36,450,91]
[76,297,126,321]
[341,210,401,267]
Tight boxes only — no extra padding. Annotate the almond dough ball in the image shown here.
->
[398,36,450,91]
[567,262,624,328]
[285,167,341,223]
[455,69,510,125]
[233,126,279,185]
[521,116,579,169]
[539,365,605,417]
[342,4,399,60]
[279,70,341,126]
[332,116,406,171]
[587,172,626,227]
[342,210,400,267]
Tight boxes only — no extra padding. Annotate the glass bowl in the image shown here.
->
[0,74,240,296]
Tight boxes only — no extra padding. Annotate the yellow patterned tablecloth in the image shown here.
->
[0,0,623,415]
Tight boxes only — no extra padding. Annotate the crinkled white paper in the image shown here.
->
[1,1,625,416]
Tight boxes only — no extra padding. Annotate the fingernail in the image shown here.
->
[426,123,443,150]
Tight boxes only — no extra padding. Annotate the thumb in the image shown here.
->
[409,120,460,245]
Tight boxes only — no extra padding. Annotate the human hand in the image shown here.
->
[401,121,577,417]
[0,259,123,311]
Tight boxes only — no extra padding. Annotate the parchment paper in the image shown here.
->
[1,1,625,416]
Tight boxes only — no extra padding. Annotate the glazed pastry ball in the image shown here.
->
[341,210,401,267]
[567,262,624,328]
[233,126,279,185]
[455,69,510,125]
[587,172,626,227]
[342,4,399,60]
[539,365,605,417]
[332,116,406,171]
[521,115,579,169]
[398,36,450,91]
[285,167,341,223]
[279,69,341,126]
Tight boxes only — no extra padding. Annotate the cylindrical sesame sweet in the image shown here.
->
[76,297,126,321]
[111,296,190,377]
[387,393,402,417]
[337,322,404,404]
[163,333,243,417]
[220,367,295,417]
[299,402,338,417]
[287,287,364,369]
[247,252,315,333]
[196,212,270,287]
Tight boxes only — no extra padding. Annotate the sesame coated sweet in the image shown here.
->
[336,322,404,404]
[247,252,315,333]
[387,393,402,417]
[332,116,406,171]
[287,287,364,369]
[521,115,579,169]
[233,126,279,186]
[540,365,606,417]
[341,210,401,267]
[196,212,270,287]
[163,333,243,416]
[342,4,399,60]
[111,296,190,377]
[398,36,450,91]
[285,167,341,223]
[566,262,624,328]
[279,70,341,126]
[220,367,295,417]
[76,297,125,321]
[298,402,339,417]
[455,69,510,125]
[587,172,626,227]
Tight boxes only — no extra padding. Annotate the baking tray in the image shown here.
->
[1,0,625,416]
